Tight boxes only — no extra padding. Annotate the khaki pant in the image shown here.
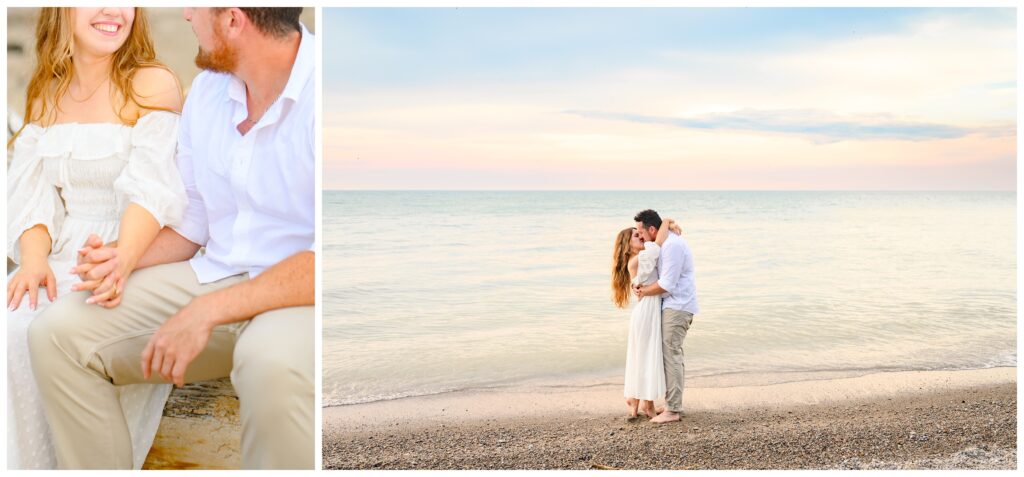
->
[28,261,313,469]
[661,308,693,413]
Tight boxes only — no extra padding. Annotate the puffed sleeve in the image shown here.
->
[636,242,661,285]
[7,126,64,264]
[113,111,188,228]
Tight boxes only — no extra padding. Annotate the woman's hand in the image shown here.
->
[7,256,56,311]
[70,234,127,307]
[87,254,130,308]
[667,219,682,236]
[71,245,131,308]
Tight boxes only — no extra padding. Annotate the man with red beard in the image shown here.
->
[29,8,314,469]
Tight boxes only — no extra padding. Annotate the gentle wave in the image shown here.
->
[323,361,1018,408]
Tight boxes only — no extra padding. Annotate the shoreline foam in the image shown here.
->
[325,363,1018,407]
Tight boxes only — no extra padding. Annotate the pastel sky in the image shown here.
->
[324,8,1016,190]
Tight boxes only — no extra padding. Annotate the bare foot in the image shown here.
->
[639,401,657,419]
[650,410,681,424]
[625,398,639,418]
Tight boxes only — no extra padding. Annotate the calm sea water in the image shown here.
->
[323,191,1016,407]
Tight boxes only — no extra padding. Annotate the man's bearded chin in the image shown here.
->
[194,38,238,73]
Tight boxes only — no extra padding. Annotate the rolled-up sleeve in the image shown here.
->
[7,127,64,264]
[657,240,684,292]
[113,111,188,228]
[169,83,210,246]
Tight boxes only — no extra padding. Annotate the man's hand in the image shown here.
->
[635,283,666,298]
[136,250,313,387]
[140,294,220,387]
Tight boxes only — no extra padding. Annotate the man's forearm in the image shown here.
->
[643,283,667,296]
[135,227,202,270]
[202,251,314,327]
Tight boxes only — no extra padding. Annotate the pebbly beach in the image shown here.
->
[323,367,1016,470]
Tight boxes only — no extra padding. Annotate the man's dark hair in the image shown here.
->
[218,7,303,38]
[634,209,662,231]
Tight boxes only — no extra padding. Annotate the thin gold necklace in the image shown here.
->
[67,78,109,103]
[238,93,282,131]
[241,92,282,125]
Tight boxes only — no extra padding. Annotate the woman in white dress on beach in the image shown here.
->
[7,7,186,469]
[612,218,679,420]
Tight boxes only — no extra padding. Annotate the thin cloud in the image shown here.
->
[985,80,1016,90]
[567,108,1014,143]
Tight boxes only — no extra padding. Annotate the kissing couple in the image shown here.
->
[7,7,314,469]
[612,209,699,424]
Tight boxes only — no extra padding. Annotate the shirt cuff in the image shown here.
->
[171,220,208,247]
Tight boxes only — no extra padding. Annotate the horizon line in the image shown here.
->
[323,189,1017,193]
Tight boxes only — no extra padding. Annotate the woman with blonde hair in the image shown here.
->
[7,7,185,469]
[612,218,678,421]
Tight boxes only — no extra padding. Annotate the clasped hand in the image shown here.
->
[70,234,127,308]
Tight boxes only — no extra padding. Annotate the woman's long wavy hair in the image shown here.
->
[9,7,176,147]
[612,227,636,309]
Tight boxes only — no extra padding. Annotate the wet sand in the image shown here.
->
[323,368,1017,469]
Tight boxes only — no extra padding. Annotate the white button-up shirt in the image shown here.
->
[172,24,315,284]
[656,232,699,315]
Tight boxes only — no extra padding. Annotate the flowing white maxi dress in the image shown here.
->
[623,242,666,401]
[7,111,187,469]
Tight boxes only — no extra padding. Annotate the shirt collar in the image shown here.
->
[281,23,314,103]
[227,74,245,105]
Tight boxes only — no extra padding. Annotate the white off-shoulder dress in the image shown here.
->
[6,111,187,470]
[623,242,666,401]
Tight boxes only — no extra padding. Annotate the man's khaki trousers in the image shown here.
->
[27,261,313,469]
[662,309,693,413]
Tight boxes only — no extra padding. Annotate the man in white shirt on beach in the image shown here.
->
[634,209,699,424]
[29,8,314,469]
